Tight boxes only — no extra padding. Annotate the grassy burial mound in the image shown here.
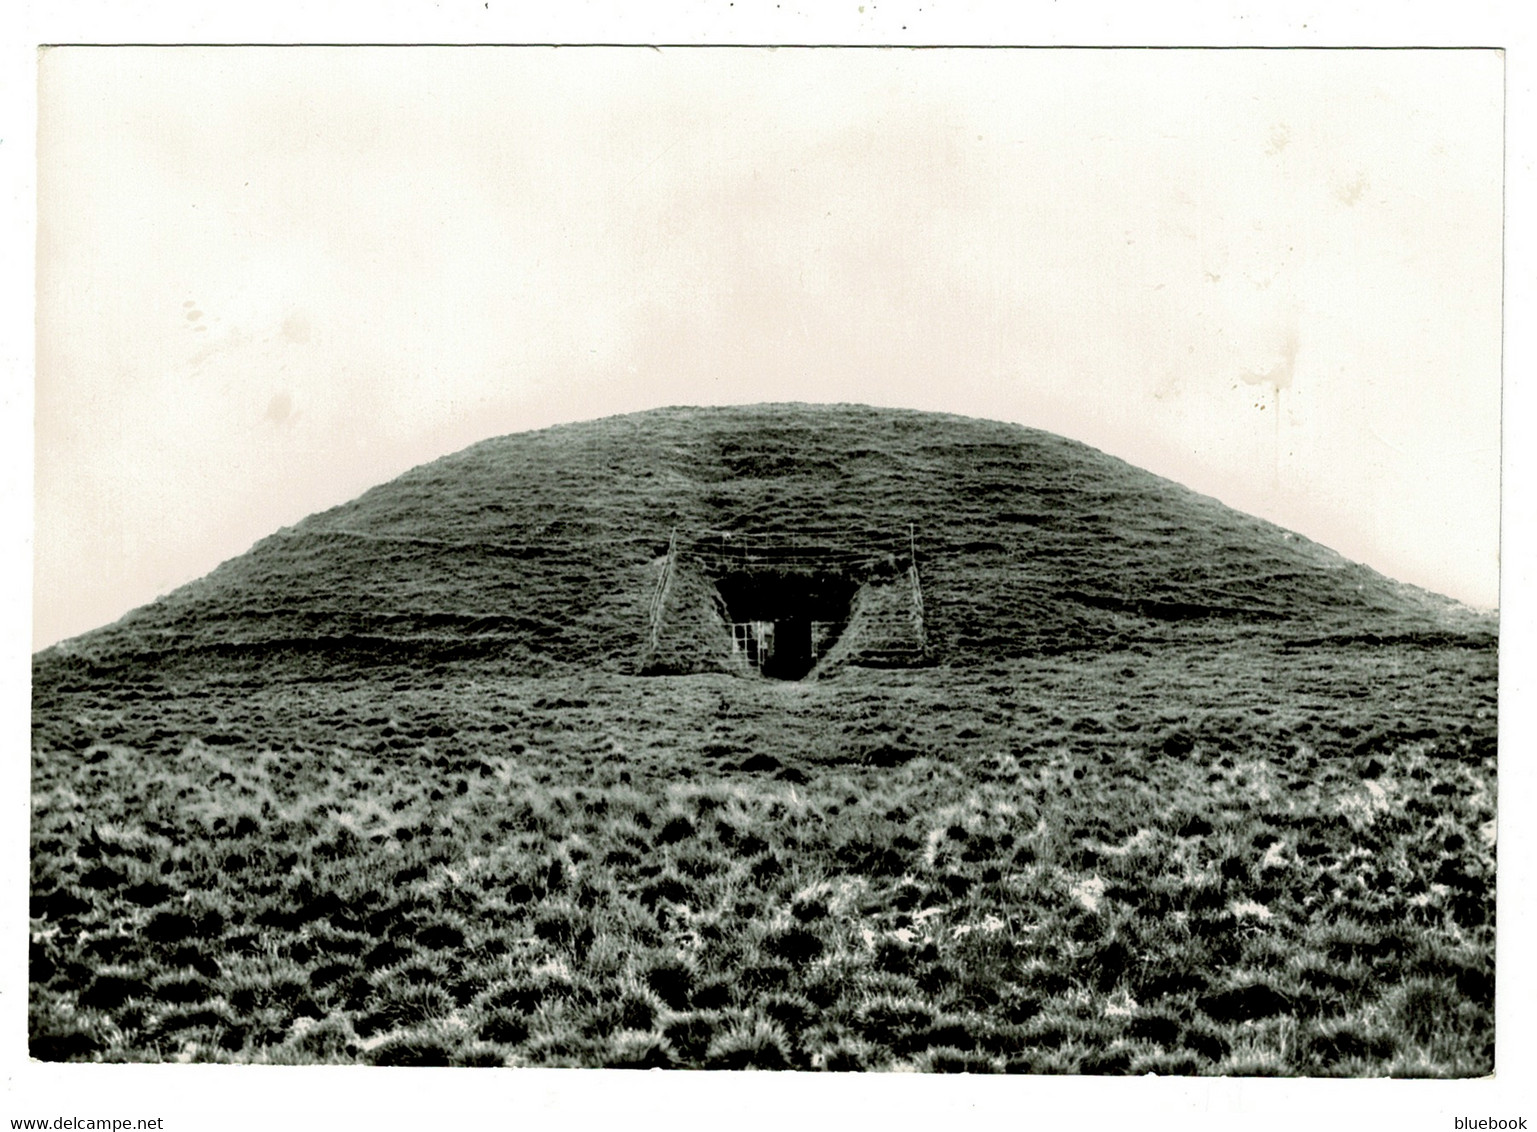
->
[36,403,1485,680]
[30,404,1497,1072]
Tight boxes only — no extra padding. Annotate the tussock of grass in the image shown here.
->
[704,1020,794,1070]
[78,971,151,1011]
[367,1034,454,1067]
[642,960,695,1010]
[604,1030,674,1069]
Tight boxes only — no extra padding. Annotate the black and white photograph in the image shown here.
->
[6,5,1533,1129]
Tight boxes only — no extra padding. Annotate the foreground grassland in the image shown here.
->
[30,640,1495,1073]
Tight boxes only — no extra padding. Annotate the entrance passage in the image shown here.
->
[717,569,858,680]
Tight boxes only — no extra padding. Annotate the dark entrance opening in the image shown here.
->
[715,569,859,680]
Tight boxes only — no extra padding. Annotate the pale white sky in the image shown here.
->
[34,46,1502,649]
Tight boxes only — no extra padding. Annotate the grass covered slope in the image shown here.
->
[30,404,1497,1072]
[38,404,1489,678]
[30,644,1495,1071]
